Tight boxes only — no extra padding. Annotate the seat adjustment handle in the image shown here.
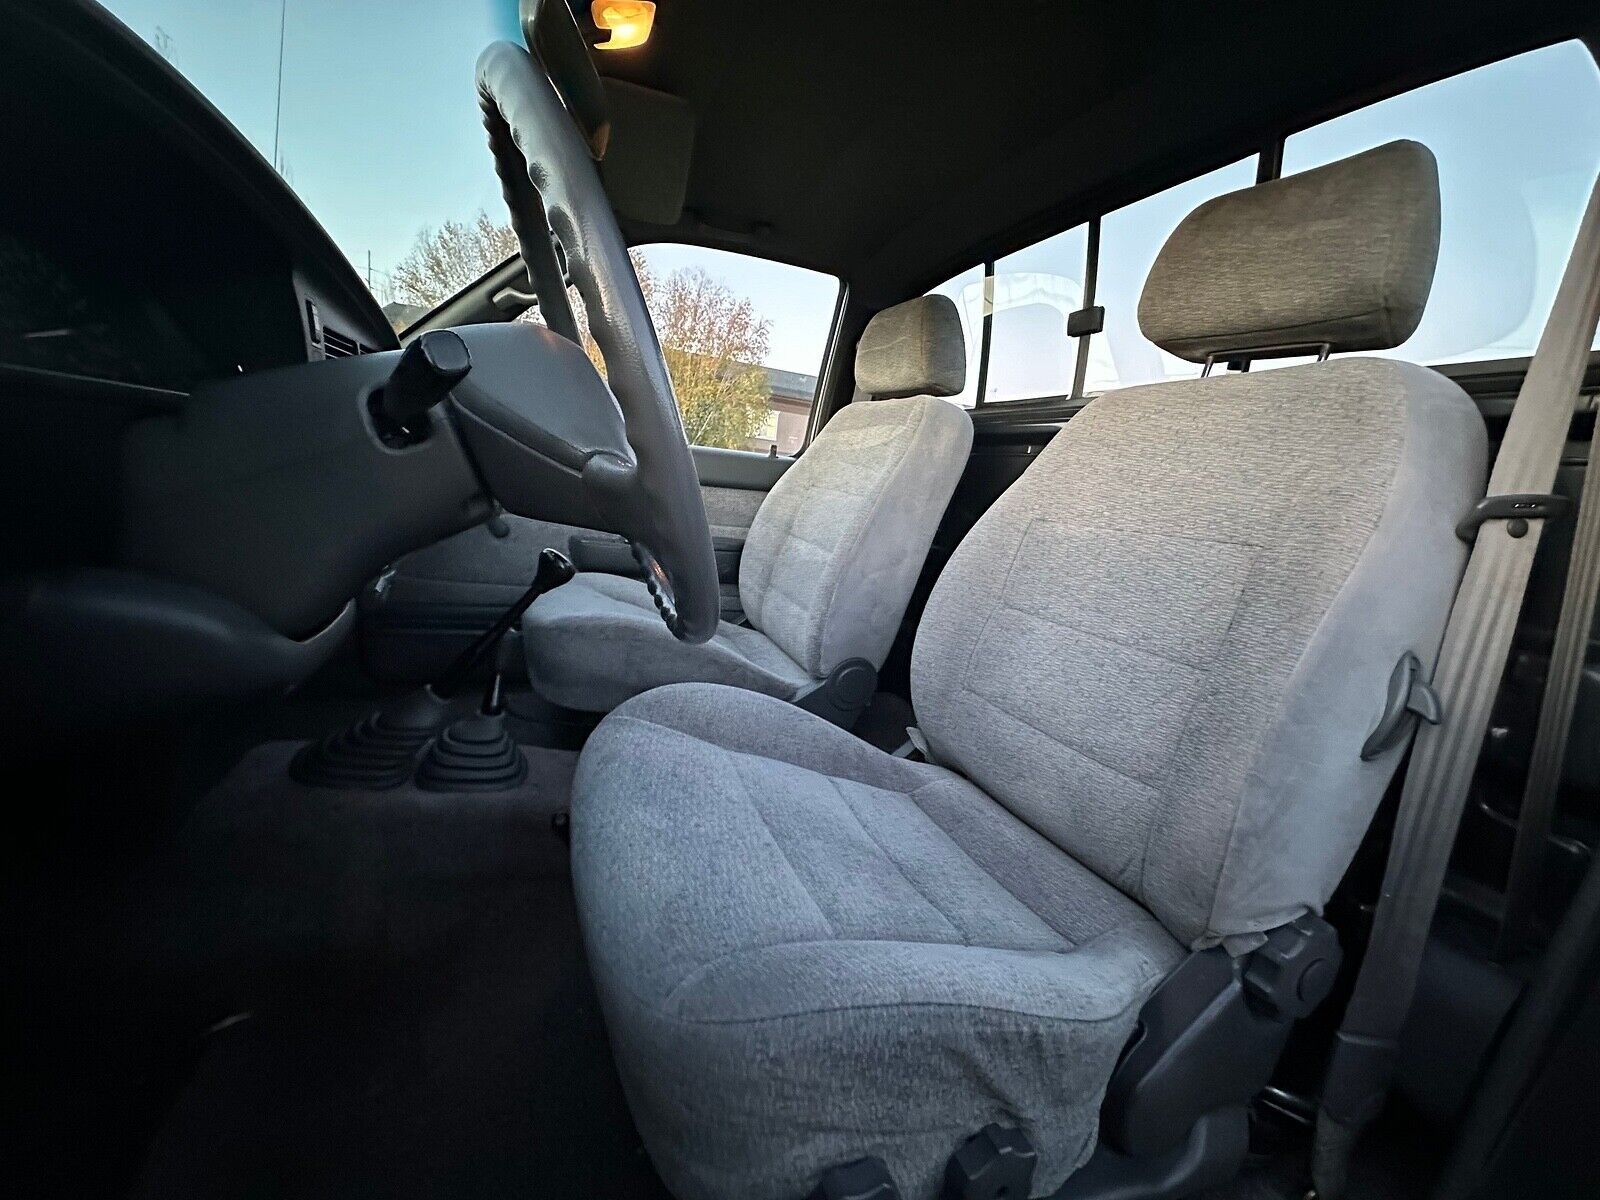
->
[943,1124,1037,1200]
[807,1157,903,1200]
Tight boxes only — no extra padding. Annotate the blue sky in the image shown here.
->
[101,0,524,294]
[99,0,839,373]
[98,3,1600,383]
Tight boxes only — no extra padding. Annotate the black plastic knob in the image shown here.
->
[380,329,471,430]
[943,1124,1037,1200]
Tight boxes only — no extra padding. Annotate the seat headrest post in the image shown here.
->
[1200,342,1332,377]
[1140,140,1441,363]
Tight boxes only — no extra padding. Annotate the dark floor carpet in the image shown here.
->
[114,743,667,1200]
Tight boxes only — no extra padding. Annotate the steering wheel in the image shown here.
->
[474,38,720,644]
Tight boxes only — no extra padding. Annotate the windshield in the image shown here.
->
[101,0,523,328]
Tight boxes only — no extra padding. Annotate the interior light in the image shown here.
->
[591,1,655,51]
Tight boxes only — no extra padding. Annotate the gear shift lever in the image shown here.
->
[292,549,576,789]
[432,548,575,698]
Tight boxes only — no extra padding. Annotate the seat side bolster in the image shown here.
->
[523,576,810,711]
[1199,362,1486,947]
[662,931,1180,1025]
[600,683,947,793]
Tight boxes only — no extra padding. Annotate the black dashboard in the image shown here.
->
[0,0,396,398]
[0,0,678,734]
[0,0,418,727]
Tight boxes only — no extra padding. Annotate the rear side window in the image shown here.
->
[1283,40,1600,364]
[924,264,985,408]
[987,224,1090,403]
[922,39,1599,407]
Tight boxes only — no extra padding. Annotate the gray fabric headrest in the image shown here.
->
[1139,140,1441,362]
[855,295,967,398]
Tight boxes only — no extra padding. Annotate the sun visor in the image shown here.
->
[600,78,695,226]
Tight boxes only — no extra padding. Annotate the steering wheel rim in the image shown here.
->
[475,39,719,644]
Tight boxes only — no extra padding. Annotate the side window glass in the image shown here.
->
[626,245,840,453]
[1083,159,1258,393]
[924,265,986,408]
[1283,41,1600,364]
[986,224,1090,403]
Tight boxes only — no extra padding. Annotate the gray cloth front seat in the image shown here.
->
[571,140,1487,1200]
[522,295,974,712]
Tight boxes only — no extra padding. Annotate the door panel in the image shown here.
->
[360,449,791,682]
[701,486,765,539]
[692,445,794,491]
[694,446,793,539]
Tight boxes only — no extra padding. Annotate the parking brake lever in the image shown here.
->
[374,329,471,437]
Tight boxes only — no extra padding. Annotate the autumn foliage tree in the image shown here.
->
[632,259,772,450]
[390,212,521,310]
[391,213,773,450]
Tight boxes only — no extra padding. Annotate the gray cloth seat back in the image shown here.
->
[522,295,971,712]
[911,140,1487,949]
[739,295,974,677]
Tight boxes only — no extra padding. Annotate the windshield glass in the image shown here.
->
[101,0,522,327]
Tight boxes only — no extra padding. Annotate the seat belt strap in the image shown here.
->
[1495,431,1600,960]
[1310,169,1600,1200]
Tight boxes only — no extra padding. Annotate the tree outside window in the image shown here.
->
[389,215,828,453]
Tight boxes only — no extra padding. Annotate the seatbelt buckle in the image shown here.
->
[1455,492,1571,542]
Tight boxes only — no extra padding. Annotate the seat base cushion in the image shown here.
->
[523,573,814,712]
[571,684,1183,1200]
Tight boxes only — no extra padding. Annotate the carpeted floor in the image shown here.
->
[120,742,669,1200]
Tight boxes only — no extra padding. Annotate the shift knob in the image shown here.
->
[379,329,471,431]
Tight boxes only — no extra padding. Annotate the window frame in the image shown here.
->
[801,280,852,451]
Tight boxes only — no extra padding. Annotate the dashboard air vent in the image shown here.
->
[322,328,371,359]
